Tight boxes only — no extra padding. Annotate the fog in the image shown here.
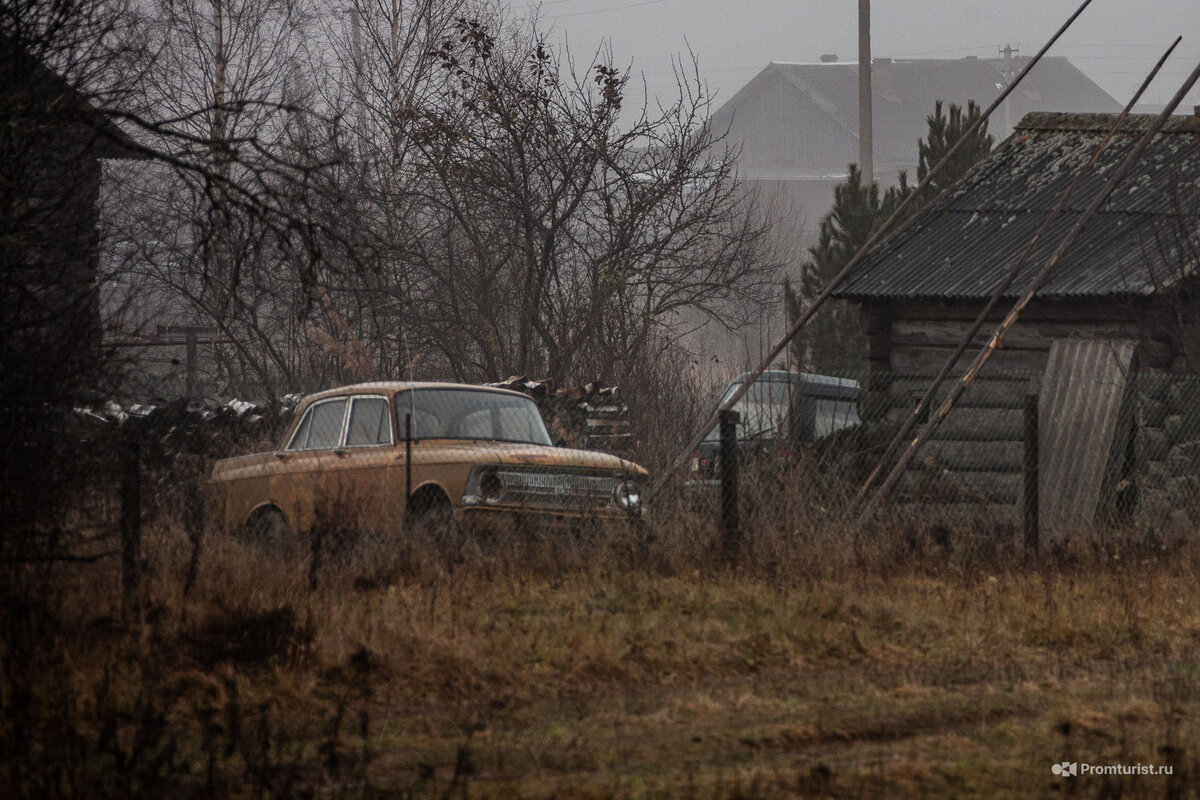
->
[507,0,1200,114]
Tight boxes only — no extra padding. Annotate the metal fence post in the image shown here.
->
[182,455,207,598]
[719,409,741,564]
[1024,392,1040,555]
[120,432,142,608]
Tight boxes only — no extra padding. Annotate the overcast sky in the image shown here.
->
[505,0,1200,115]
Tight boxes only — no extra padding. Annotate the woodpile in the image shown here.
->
[488,377,632,453]
[73,396,300,464]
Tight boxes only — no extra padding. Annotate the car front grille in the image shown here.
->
[493,469,620,510]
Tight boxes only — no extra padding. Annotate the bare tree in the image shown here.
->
[292,0,468,382]
[0,0,348,554]
[105,0,349,396]
[397,12,777,385]
[92,0,777,404]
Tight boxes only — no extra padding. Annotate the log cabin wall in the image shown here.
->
[830,114,1200,532]
[856,296,1184,526]
[1128,293,1200,533]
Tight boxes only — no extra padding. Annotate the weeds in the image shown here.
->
[5,467,1200,797]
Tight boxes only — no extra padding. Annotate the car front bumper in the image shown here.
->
[458,503,644,535]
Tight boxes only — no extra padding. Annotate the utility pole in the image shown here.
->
[158,324,218,400]
[858,0,873,182]
[1001,44,1018,137]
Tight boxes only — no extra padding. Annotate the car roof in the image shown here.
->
[728,371,860,392]
[300,381,530,405]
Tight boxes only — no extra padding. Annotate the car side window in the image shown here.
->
[286,398,348,450]
[346,396,392,447]
[813,397,860,438]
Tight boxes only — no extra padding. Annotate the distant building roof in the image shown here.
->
[711,56,1121,181]
[832,112,1200,300]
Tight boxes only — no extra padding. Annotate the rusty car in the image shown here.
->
[210,382,647,542]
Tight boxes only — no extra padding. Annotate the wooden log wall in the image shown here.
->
[1132,370,1200,534]
[859,297,1179,526]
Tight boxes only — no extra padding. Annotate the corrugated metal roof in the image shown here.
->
[834,113,1200,300]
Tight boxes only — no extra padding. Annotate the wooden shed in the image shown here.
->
[1,40,145,384]
[832,112,1200,537]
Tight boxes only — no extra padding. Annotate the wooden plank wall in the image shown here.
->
[873,316,1051,523]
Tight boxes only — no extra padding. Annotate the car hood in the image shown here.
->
[211,441,647,482]
[413,441,646,475]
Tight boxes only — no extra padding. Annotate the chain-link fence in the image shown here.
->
[34,381,649,594]
[677,363,1200,551]
[27,361,1200,588]
[1130,370,1200,535]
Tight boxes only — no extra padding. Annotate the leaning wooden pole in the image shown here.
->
[652,0,1097,494]
[854,56,1200,528]
[849,37,1181,514]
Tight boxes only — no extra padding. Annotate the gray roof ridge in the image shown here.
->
[769,64,859,139]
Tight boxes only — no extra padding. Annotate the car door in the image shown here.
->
[312,394,404,530]
[272,396,349,531]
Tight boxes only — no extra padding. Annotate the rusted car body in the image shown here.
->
[211,382,647,536]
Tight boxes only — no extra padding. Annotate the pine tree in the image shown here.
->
[784,100,992,375]
[785,164,908,375]
[916,100,994,203]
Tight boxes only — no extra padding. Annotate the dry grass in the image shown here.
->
[5,473,1200,798]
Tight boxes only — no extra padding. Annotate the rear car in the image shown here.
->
[688,370,860,485]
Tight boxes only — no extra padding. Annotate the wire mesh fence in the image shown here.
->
[1130,370,1200,535]
[35,381,650,591]
[26,361,1200,588]
[675,362,1200,549]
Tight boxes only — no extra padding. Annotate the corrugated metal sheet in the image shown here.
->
[1037,338,1136,537]
[834,114,1200,300]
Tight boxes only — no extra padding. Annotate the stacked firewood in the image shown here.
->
[487,377,632,453]
[73,396,300,465]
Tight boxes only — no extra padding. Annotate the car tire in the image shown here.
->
[241,507,291,551]
[415,498,459,544]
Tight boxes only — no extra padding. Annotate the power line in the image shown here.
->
[541,0,666,19]
[508,0,593,10]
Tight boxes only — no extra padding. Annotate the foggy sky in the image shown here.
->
[506,0,1200,115]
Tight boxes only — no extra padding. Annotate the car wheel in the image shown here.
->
[415,498,459,544]
[241,507,291,550]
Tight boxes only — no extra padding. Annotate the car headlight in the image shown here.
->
[614,479,642,510]
[480,471,504,504]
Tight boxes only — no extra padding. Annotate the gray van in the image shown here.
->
[688,370,860,482]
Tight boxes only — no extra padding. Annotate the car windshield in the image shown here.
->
[395,388,553,446]
[703,378,792,442]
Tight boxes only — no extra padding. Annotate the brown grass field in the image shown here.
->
[5,490,1200,799]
